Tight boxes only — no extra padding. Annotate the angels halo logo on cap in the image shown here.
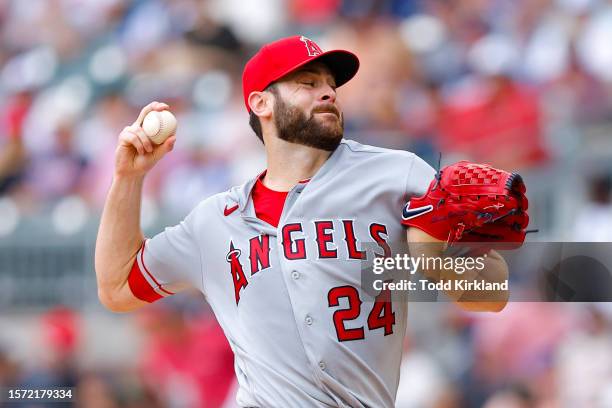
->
[242,35,360,112]
[300,36,323,56]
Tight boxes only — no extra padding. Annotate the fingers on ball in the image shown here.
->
[148,100,168,112]
[120,127,146,155]
[131,134,147,156]
[153,101,169,111]
[166,135,177,150]
[134,101,168,126]
[134,105,153,126]
[134,127,154,153]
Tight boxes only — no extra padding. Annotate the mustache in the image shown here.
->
[311,104,340,117]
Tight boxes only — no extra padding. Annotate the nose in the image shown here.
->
[320,83,336,103]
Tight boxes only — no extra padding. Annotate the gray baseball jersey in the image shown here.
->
[130,139,435,407]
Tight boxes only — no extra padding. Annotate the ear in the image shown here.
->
[248,91,274,119]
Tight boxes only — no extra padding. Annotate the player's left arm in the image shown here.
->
[407,227,509,312]
[401,159,530,312]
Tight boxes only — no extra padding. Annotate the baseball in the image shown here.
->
[142,110,177,145]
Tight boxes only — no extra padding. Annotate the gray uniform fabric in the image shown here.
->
[138,139,435,407]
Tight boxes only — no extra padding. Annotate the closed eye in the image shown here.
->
[301,81,315,87]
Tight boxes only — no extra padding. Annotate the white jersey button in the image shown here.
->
[291,270,300,280]
[319,361,326,370]
[305,315,313,325]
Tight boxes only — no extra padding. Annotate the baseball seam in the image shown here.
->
[157,116,165,140]
[152,113,164,142]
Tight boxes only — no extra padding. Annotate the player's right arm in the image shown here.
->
[95,101,176,312]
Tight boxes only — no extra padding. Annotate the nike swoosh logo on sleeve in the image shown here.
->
[224,204,239,216]
[402,203,433,220]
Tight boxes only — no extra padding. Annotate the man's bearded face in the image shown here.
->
[272,91,344,152]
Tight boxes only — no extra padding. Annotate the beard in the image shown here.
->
[273,95,344,152]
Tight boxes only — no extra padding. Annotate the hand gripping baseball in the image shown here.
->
[402,161,530,249]
[114,101,176,178]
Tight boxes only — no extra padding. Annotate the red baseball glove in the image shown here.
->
[402,161,529,249]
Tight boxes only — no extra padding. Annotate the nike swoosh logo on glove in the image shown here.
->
[402,203,433,220]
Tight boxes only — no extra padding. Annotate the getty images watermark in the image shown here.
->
[370,253,509,292]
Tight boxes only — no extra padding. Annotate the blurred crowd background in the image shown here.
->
[2,0,612,407]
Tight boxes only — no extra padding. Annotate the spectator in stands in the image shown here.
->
[573,172,612,241]
[556,305,612,406]
[0,91,31,196]
[0,347,20,389]
[17,307,80,408]
[135,300,236,408]
[21,119,88,205]
[483,384,537,408]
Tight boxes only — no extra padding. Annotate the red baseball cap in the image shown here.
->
[242,35,360,112]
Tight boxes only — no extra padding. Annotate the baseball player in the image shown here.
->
[95,36,529,407]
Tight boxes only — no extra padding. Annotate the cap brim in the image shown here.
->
[314,50,360,88]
